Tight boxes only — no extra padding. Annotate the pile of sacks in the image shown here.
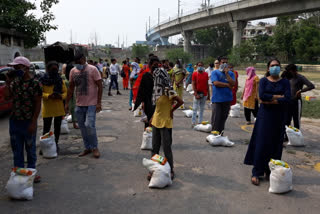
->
[40,132,57,158]
[143,155,172,188]
[141,127,153,150]
[193,122,212,133]
[229,104,241,118]
[286,126,305,147]
[6,168,37,200]
[206,133,235,147]
[269,159,293,194]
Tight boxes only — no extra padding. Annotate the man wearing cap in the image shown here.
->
[4,56,43,183]
[210,63,235,134]
[65,54,103,158]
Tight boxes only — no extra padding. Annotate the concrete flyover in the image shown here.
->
[146,0,320,53]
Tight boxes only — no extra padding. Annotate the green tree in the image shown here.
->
[228,40,255,66]
[193,24,233,58]
[166,48,192,64]
[131,44,150,60]
[0,0,59,48]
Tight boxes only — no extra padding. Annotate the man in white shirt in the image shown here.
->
[108,58,121,96]
[205,62,214,100]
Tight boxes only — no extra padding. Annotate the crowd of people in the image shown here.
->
[3,52,315,186]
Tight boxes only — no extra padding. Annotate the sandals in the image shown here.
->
[251,176,260,186]
[34,175,41,183]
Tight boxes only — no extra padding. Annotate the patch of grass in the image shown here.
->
[302,99,320,119]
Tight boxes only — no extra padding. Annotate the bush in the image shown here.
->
[131,44,150,60]
[166,48,193,64]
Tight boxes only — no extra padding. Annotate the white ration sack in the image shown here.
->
[189,91,195,95]
[6,169,37,200]
[206,135,235,147]
[40,135,57,158]
[66,115,72,123]
[142,158,172,188]
[194,124,212,133]
[229,104,241,118]
[132,104,143,117]
[183,110,193,118]
[286,126,305,147]
[60,119,70,134]
[269,161,293,194]
[141,131,152,150]
[186,84,193,92]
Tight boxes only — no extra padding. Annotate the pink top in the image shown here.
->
[70,64,101,106]
[243,67,257,102]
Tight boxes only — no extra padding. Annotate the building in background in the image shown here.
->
[0,28,25,66]
[242,22,275,40]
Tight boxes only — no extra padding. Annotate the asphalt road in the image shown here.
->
[0,86,320,214]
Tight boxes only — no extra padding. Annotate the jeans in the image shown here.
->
[43,116,63,144]
[192,96,207,124]
[109,75,119,91]
[9,120,37,169]
[152,127,174,171]
[129,90,133,107]
[75,106,98,150]
[211,102,231,133]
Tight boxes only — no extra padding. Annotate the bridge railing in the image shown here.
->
[147,0,243,37]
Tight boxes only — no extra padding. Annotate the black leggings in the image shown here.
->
[244,100,259,122]
[109,75,119,91]
[43,116,63,144]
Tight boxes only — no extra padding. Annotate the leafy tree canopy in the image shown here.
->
[166,48,192,64]
[131,44,150,60]
[0,0,59,48]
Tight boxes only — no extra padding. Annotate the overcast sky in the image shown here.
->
[33,0,276,47]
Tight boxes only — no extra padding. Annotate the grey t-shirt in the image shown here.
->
[290,74,315,100]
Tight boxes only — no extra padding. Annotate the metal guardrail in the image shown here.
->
[147,0,243,37]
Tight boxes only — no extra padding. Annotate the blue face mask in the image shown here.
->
[269,66,281,76]
[198,67,204,71]
[15,69,25,78]
[75,64,84,70]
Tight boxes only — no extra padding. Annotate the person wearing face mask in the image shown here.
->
[185,63,194,90]
[133,56,159,128]
[192,62,209,127]
[65,53,103,158]
[282,64,315,130]
[244,58,291,186]
[40,61,67,154]
[4,56,43,183]
[210,63,235,134]
[172,60,186,101]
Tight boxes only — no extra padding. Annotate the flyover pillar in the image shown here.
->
[229,21,247,47]
[182,31,193,53]
[160,37,170,46]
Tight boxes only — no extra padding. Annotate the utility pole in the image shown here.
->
[118,35,120,48]
[70,30,73,44]
[149,16,151,31]
[146,22,148,34]
[158,8,160,25]
[178,0,181,18]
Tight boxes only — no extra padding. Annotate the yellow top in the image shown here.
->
[42,81,67,118]
[152,95,173,129]
[243,76,259,109]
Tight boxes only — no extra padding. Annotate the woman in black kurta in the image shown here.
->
[244,59,291,185]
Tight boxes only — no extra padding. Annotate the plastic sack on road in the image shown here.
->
[269,159,293,194]
[40,132,57,158]
[229,104,241,118]
[141,129,152,150]
[186,84,193,92]
[66,115,72,123]
[183,110,193,118]
[194,124,212,133]
[286,126,305,147]
[142,157,172,188]
[132,104,143,117]
[60,119,70,134]
[6,168,37,200]
[206,134,235,147]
